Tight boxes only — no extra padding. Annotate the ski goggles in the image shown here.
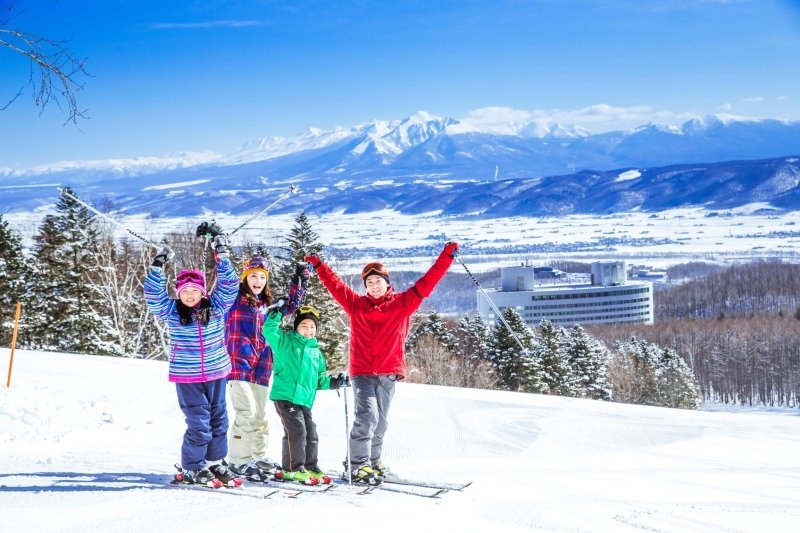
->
[243,256,270,271]
[297,305,320,318]
[361,262,389,280]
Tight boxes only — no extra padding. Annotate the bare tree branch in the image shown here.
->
[0,25,90,124]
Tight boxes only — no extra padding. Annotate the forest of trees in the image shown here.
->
[1,190,798,410]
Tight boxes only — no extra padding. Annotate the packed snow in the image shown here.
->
[2,348,799,532]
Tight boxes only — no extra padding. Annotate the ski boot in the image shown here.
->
[274,466,319,485]
[253,457,280,476]
[230,461,270,482]
[306,465,332,484]
[174,464,221,488]
[372,462,390,479]
[208,461,244,488]
[342,462,382,486]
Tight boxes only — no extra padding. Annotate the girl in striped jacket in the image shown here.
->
[144,224,240,487]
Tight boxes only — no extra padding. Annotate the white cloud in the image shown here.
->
[741,96,765,103]
[719,103,733,111]
[462,104,696,133]
[777,95,789,101]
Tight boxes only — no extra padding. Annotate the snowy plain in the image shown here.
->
[5,202,800,276]
[1,348,799,533]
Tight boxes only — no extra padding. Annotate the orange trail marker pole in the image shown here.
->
[6,302,21,388]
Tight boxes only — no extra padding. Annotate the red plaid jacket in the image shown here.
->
[225,279,304,386]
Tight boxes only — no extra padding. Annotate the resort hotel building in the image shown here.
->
[477,261,654,328]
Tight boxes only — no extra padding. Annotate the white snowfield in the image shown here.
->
[1,349,799,533]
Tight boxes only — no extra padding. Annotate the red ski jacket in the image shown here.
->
[315,250,454,379]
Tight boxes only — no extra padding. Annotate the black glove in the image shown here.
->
[329,372,349,390]
[213,234,230,260]
[271,297,288,316]
[292,263,311,284]
[151,246,175,269]
[196,221,224,238]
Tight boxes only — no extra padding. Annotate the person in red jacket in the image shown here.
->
[305,241,458,485]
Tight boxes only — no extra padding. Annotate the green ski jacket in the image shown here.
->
[263,311,331,408]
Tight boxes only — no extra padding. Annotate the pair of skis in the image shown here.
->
[329,471,472,498]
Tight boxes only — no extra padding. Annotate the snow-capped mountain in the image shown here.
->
[1,112,799,217]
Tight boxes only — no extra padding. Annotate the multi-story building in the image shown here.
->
[477,261,654,327]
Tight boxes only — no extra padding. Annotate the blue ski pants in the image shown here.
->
[176,378,228,471]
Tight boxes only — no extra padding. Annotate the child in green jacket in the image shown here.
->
[264,305,347,485]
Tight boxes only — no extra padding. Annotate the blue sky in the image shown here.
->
[1,0,799,168]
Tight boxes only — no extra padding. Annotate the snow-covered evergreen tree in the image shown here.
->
[655,346,700,409]
[533,319,577,396]
[0,215,30,346]
[608,337,660,405]
[406,309,458,353]
[272,211,348,370]
[609,337,698,409]
[565,324,612,400]
[488,308,543,393]
[455,313,494,388]
[28,187,118,354]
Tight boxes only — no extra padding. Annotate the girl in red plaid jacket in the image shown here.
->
[224,256,308,480]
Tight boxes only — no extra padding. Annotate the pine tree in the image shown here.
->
[487,308,543,392]
[455,313,493,388]
[655,346,700,409]
[565,324,611,400]
[0,215,30,346]
[28,187,118,354]
[533,320,577,396]
[608,337,660,406]
[406,309,458,353]
[272,211,348,370]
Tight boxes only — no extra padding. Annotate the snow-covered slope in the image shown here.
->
[2,349,799,532]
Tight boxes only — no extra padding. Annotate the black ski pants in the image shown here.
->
[273,400,319,471]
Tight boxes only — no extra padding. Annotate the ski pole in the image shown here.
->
[453,250,528,351]
[343,379,352,486]
[228,184,299,237]
[56,187,162,250]
[5,302,21,388]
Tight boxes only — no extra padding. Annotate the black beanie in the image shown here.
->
[293,308,320,331]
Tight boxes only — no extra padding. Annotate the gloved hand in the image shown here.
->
[304,253,322,268]
[292,263,311,284]
[271,297,289,316]
[213,234,230,260]
[151,246,175,269]
[329,372,349,390]
[443,241,459,258]
[196,221,224,238]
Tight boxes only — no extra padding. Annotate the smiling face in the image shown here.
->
[296,318,317,339]
[365,274,389,298]
[178,287,203,308]
[246,271,268,295]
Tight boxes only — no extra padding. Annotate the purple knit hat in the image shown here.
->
[176,269,207,297]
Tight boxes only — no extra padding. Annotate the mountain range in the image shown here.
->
[1,111,799,217]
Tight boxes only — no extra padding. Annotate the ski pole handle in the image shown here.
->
[265,298,286,311]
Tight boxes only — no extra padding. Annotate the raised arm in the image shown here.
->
[305,254,359,315]
[143,246,176,321]
[399,242,458,315]
[144,267,176,322]
[284,263,309,315]
[210,256,239,313]
[262,310,289,354]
